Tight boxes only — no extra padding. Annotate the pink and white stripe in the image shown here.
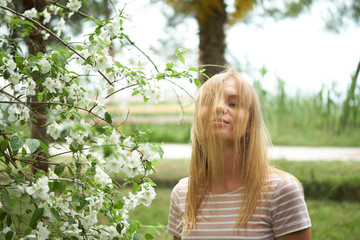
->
[168,173,311,239]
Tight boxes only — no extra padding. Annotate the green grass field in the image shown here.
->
[129,188,360,240]
[118,159,360,240]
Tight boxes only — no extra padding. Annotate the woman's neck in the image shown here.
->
[210,142,244,194]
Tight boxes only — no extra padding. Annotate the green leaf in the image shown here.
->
[68,166,74,176]
[29,208,44,229]
[51,180,66,192]
[50,208,61,221]
[105,112,112,124]
[145,233,155,240]
[194,78,202,88]
[38,92,44,102]
[133,233,141,240]
[52,52,67,67]
[132,90,140,96]
[11,18,21,28]
[67,217,75,225]
[10,136,24,153]
[188,67,199,72]
[1,190,11,206]
[177,54,185,64]
[132,182,138,194]
[6,212,12,226]
[3,70,11,79]
[26,139,40,153]
[28,118,39,123]
[55,164,65,175]
[23,21,38,30]
[0,140,8,153]
[116,222,124,234]
[38,140,50,157]
[5,230,14,240]
[82,0,89,7]
[165,62,174,71]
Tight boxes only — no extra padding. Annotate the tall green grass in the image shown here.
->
[121,77,360,146]
[254,77,360,146]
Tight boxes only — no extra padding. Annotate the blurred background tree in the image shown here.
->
[161,0,360,81]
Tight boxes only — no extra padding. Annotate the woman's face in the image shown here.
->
[200,77,249,143]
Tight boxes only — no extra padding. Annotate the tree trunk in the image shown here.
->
[197,0,227,83]
[22,0,49,173]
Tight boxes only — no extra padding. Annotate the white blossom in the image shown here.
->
[107,225,121,239]
[98,30,111,45]
[94,166,112,187]
[122,193,138,211]
[123,136,136,149]
[47,121,62,140]
[138,143,156,162]
[64,84,77,98]
[104,154,125,174]
[42,8,51,24]
[106,16,121,36]
[94,136,105,146]
[36,222,51,240]
[69,130,88,145]
[136,182,156,207]
[26,176,50,199]
[128,150,142,169]
[144,82,164,104]
[43,77,61,93]
[3,10,12,23]
[38,58,51,74]
[27,78,36,95]
[8,72,23,85]
[92,101,106,118]
[48,168,59,181]
[4,58,16,72]
[67,0,82,12]
[94,53,111,70]
[0,0,8,7]
[54,18,65,37]
[80,210,98,229]
[10,181,27,197]
[109,129,121,145]
[24,8,38,19]
[60,222,82,237]
[57,197,71,213]
[85,193,104,211]
[7,104,30,125]
[49,5,61,15]
[41,30,50,40]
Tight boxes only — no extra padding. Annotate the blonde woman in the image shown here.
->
[167,71,311,239]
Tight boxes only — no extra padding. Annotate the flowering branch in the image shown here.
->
[0,5,112,85]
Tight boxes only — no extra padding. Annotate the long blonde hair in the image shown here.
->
[184,70,272,230]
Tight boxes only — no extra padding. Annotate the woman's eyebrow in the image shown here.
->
[228,94,239,100]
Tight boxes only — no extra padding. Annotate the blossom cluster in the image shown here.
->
[0,0,197,239]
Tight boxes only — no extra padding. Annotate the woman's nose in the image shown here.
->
[216,101,226,114]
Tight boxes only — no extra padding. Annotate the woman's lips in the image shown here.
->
[214,118,230,125]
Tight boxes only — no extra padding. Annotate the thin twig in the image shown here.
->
[105,83,138,99]
[0,5,112,85]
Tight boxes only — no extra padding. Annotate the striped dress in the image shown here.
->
[167,174,311,239]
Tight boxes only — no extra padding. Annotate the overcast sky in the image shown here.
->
[123,0,359,96]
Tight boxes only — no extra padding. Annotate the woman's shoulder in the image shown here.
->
[266,167,303,195]
[172,177,189,195]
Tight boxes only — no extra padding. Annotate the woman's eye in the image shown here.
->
[229,103,236,107]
